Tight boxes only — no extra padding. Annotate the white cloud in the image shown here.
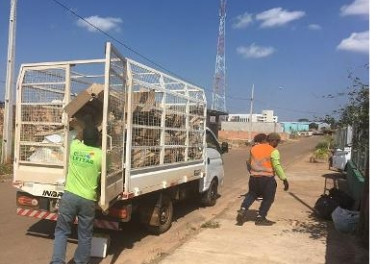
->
[340,0,369,17]
[76,16,123,32]
[237,43,275,59]
[233,12,253,29]
[256,7,305,28]
[336,31,369,53]
[308,24,322,30]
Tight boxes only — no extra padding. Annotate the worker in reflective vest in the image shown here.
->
[237,132,289,226]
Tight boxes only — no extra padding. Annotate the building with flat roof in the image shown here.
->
[227,110,278,123]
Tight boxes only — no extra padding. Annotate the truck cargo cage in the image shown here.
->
[14,42,207,211]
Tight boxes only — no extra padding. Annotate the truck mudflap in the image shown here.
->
[16,207,120,230]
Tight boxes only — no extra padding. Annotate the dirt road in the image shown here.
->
[0,136,323,264]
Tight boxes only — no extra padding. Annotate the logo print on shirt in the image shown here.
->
[73,151,94,166]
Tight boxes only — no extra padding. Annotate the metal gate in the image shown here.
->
[99,43,127,210]
[14,65,70,184]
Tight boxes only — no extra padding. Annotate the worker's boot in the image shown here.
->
[255,216,275,226]
[236,208,246,225]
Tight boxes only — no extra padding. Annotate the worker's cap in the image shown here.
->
[267,132,281,142]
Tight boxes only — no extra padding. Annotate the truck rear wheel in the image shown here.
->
[201,179,218,206]
[146,194,173,235]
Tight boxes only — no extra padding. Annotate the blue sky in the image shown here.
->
[0,0,370,121]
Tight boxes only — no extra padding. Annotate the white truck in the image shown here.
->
[13,42,228,234]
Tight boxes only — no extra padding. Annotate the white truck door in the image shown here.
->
[204,129,224,191]
[99,43,127,211]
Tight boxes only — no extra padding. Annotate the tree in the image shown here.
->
[321,115,337,129]
[298,118,309,122]
[336,72,369,149]
[309,122,318,130]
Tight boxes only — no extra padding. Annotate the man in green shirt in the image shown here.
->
[51,126,102,264]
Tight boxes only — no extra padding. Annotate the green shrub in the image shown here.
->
[313,140,331,160]
[315,141,329,150]
[314,148,329,160]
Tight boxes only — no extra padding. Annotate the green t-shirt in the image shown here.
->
[65,139,102,201]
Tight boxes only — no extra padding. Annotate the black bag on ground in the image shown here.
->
[314,194,339,220]
[328,188,354,210]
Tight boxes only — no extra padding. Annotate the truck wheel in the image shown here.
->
[201,179,218,206]
[146,194,173,235]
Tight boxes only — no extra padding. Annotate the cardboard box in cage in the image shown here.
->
[90,233,110,258]
[64,83,104,118]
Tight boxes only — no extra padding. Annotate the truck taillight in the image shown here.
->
[109,205,129,219]
[17,196,39,207]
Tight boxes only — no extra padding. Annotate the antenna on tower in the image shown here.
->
[211,0,226,112]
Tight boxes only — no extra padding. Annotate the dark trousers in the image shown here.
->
[241,176,277,218]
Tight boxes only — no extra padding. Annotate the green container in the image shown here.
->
[345,161,365,208]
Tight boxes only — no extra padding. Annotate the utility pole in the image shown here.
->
[1,0,17,164]
[248,84,254,142]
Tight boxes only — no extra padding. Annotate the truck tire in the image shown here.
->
[146,194,173,235]
[201,179,218,206]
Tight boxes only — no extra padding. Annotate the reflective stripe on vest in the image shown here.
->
[249,143,274,176]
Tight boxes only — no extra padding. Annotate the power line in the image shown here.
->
[50,0,199,88]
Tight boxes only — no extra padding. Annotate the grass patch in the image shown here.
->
[0,163,13,175]
[0,138,13,176]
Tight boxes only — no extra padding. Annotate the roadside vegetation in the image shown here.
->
[313,136,333,161]
[316,66,369,246]
[0,139,13,176]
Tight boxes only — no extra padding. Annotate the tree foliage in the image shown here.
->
[335,70,369,151]
[309,122,318,130]
[317,66,369,148]
[321,115,337,129]
[337,73,369,130]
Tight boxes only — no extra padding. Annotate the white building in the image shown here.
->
[227,110,278,123]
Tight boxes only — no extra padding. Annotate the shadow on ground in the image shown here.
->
[286,171,368,264]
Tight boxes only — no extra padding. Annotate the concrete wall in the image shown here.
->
[218,130,289,142]
[221,121,283,133]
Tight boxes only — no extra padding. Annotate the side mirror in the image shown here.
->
[221,142,229,153]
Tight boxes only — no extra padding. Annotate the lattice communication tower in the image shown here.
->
[211,0,226,112]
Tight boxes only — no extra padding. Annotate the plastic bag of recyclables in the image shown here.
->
[28,131,77,163]
[331,206,360,233]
